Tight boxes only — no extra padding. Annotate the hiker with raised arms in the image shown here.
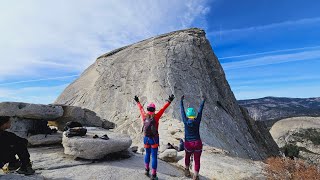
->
[134,94,175,180]
[0,116,35,175]
[180,95,206,180]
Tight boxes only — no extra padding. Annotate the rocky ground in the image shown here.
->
[270,116,320,164]
[0,145,266,180]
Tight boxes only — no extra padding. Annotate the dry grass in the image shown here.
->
[265,157,320,180]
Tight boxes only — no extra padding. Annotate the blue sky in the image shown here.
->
[0,0,319,104]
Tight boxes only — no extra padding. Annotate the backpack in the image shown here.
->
[143,116,158,137]
[63,121,83,131]
[65,127,87,137]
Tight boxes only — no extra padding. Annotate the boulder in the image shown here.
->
[28,132,62,146]
[0,102,63,120]
[8,117,34,138]
[52,105,115,131]
[159,149,177,162]
[62,127,132,159]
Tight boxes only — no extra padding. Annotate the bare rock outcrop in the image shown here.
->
[55,28,278,160]
[51,105,115,131]
[0,102,63,120]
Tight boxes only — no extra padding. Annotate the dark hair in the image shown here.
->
[0,116,11,127]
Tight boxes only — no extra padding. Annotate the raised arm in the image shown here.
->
[156,94,175,118]
[134,96,146,120]
[196,98,206,122]
[180,96,187,123]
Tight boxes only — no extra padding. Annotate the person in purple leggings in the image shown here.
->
[180,95,205,180]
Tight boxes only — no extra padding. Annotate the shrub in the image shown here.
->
[265,157,320,180]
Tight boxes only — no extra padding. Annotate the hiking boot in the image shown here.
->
[151,174,158,180]
[145,168,150,177]
[193,175,199,180]
[184,168,191,177]
[16,164,35,175]
[8,161,21,171]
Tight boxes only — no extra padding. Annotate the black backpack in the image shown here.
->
[143,116,158,137]
[65,127,87,137]
[63,121,83,131]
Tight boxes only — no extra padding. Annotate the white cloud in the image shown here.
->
[222,49,320,70]
[0,0,210,80]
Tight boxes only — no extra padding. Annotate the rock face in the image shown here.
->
[52,105,115,131]
[62,127,132,159]
[0,102,63,120]
[55,28,278,160]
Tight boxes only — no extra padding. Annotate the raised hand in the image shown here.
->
[134,96,139,103]
[168,94,175,102]
[202,95,206,102]
[181,95,185,100]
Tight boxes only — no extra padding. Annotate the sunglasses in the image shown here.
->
[147,107,155,112]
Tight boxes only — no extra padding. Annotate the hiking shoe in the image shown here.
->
[193,175,199,180]
[145,168,150,177]
[151,174,158,180]
[8,161,21,171]
[93,134,99,138]
[100,134,109,140]
[16,165,35,175]
[184,168,191,177]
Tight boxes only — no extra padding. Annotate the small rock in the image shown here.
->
[159,149,177,162]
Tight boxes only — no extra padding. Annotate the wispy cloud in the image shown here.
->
[0,0,210,80]
[0,75,79,86]
[209,17,320,37]
[222,49,320,70]
[219,45,320,60]
[234,84,320,100]
[230,75,320,86]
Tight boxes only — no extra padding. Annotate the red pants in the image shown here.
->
[184,139,202,172]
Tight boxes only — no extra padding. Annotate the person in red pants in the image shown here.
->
[134,94,174,180]
[180,95,205,180]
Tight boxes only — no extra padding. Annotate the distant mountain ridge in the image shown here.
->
[238,96,320,122]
